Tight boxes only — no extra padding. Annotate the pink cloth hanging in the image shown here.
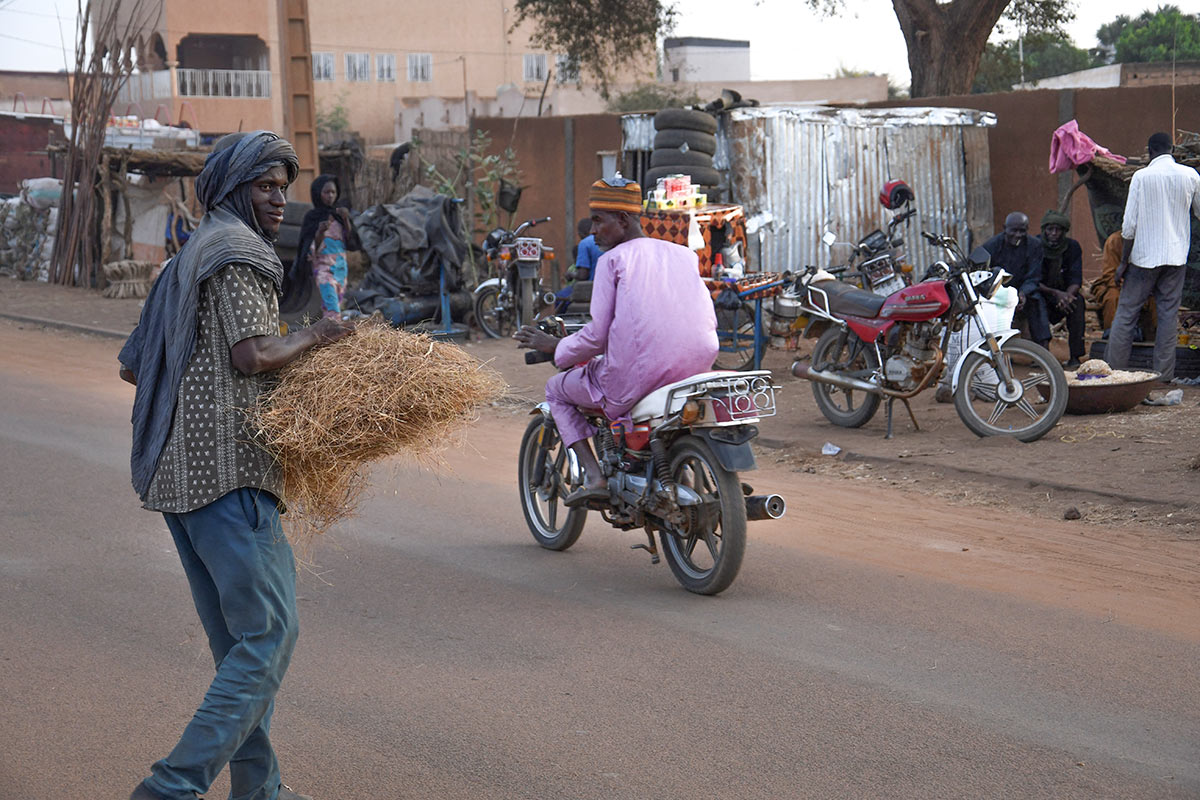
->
[1049,120,1127,173]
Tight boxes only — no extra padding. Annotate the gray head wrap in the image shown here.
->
[195,131,299,239]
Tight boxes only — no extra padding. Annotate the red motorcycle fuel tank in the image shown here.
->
[878,280,951,321]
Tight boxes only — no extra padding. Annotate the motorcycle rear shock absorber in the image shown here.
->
[649,436,676,500]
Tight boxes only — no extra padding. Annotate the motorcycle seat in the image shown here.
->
[811,279,886,318]
[629,370,765,423]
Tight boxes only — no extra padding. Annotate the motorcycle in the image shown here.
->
[788,230,1068,442]
[472,216,555,338]
[518,319,786,595]
[824,180,918,297]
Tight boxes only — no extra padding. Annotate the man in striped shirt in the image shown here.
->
[1108,132,1200,380]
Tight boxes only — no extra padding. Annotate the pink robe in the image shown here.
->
[546,236,719,445]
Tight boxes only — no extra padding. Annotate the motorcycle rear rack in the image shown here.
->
[662,371,779,427]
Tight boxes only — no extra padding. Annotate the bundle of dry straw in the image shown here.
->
[249,320,506,550]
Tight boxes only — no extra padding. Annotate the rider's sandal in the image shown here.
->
[564,486,608,508]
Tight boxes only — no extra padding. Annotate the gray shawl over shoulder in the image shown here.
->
[119,131,298,499]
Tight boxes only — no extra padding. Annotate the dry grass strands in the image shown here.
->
[249,320,506,550]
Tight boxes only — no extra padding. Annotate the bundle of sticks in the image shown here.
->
[248,320,507,552]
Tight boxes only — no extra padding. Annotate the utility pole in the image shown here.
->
[276,0,318,196]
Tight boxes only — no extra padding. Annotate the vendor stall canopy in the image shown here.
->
[623,105,997,276]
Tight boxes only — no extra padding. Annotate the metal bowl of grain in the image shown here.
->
[1065,369,1162,414]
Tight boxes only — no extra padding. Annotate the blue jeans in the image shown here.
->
[142,488,298,800]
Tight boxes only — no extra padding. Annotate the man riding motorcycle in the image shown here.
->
[514,175,719,507]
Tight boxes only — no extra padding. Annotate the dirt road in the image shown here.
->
[1,320,1198,798]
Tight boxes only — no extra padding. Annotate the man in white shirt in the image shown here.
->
[1108,132,1200,380]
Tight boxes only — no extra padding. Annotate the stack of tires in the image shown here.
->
[645,108,720,190]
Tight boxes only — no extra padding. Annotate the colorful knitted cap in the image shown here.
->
[589,175,642,214]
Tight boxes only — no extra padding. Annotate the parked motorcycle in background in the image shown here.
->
[472,217,555,337]
[519,319,786,595]
[789,229,1068,441]
[824,179,918,297]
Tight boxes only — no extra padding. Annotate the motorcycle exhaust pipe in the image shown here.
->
[746,494,786,521]
[542,291,558,307]
[791,361,885,397]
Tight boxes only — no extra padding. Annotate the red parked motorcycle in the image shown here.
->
[788,231,1068,441]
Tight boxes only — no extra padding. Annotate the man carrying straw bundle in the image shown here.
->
[118,131,353,800]
[514,175,718,507]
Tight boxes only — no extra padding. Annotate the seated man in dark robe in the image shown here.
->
[982,211,1048,348]
[1035,209,1086,368]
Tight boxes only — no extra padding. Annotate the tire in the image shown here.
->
[953,337,1068,442]
[473,285,513,339]
[518,416,587,551]
[654,108,718,134]
[713,300,756,371]
[517,279,535,328]
[658,436,746,595]
[650,148,714,168]
[809,326,881,427]
[654,128,717,155]
[643,165,723,188]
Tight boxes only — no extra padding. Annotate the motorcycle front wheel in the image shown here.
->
[658,436,747,595]
[953,338,1068,442]
[810,326,882,428]
[518,415,587,550]
[474,285,514,339]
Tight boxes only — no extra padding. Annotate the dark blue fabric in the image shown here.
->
[1036,235,1083,291]
[119,131,298,499]
[982,233,1043,297]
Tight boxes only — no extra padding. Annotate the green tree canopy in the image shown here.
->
[1114,5,1200,63]
[972,32,1091,93]
[512,0,674,99]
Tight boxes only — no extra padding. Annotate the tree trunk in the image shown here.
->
[893,0,1012,97]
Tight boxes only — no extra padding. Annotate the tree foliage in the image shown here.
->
[972,32,1091,93]
[512,0,674,99]
[1112,5,1200,64]
[993,0,1076,39]
[606,83,702,113]
[804,0,1075,97]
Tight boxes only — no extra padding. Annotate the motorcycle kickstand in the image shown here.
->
[632,527,660,565]
[884,396,920,439]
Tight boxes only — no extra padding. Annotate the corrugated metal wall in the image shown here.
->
[624,106,996,276]
[724,106,996,275]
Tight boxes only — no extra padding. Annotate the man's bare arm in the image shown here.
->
[230,316,354,376]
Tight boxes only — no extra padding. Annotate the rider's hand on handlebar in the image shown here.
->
[513,324,559,355]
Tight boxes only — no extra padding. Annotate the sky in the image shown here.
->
[0,0,1191,84]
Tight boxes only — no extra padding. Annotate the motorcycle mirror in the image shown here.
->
[968,246,992,267]
[822,231,837,248]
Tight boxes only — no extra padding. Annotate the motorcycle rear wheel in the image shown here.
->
[474,285,513,339]
[658,436,747,595]
[518,416,587,550]
[810,327,882,428]
[953,338,1067,442]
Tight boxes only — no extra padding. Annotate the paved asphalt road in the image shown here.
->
[1,324,1197,799]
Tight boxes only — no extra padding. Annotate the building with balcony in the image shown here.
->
[103,0,654,145]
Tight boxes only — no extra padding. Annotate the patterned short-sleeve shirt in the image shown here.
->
[144,264,283,512]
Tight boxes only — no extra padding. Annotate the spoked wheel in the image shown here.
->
[474,285,514,339]
[809,326,882,427]
[518,415,587,550]
[658,436,746,595]
[953,337,1068,442]
[713,300,756,371]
